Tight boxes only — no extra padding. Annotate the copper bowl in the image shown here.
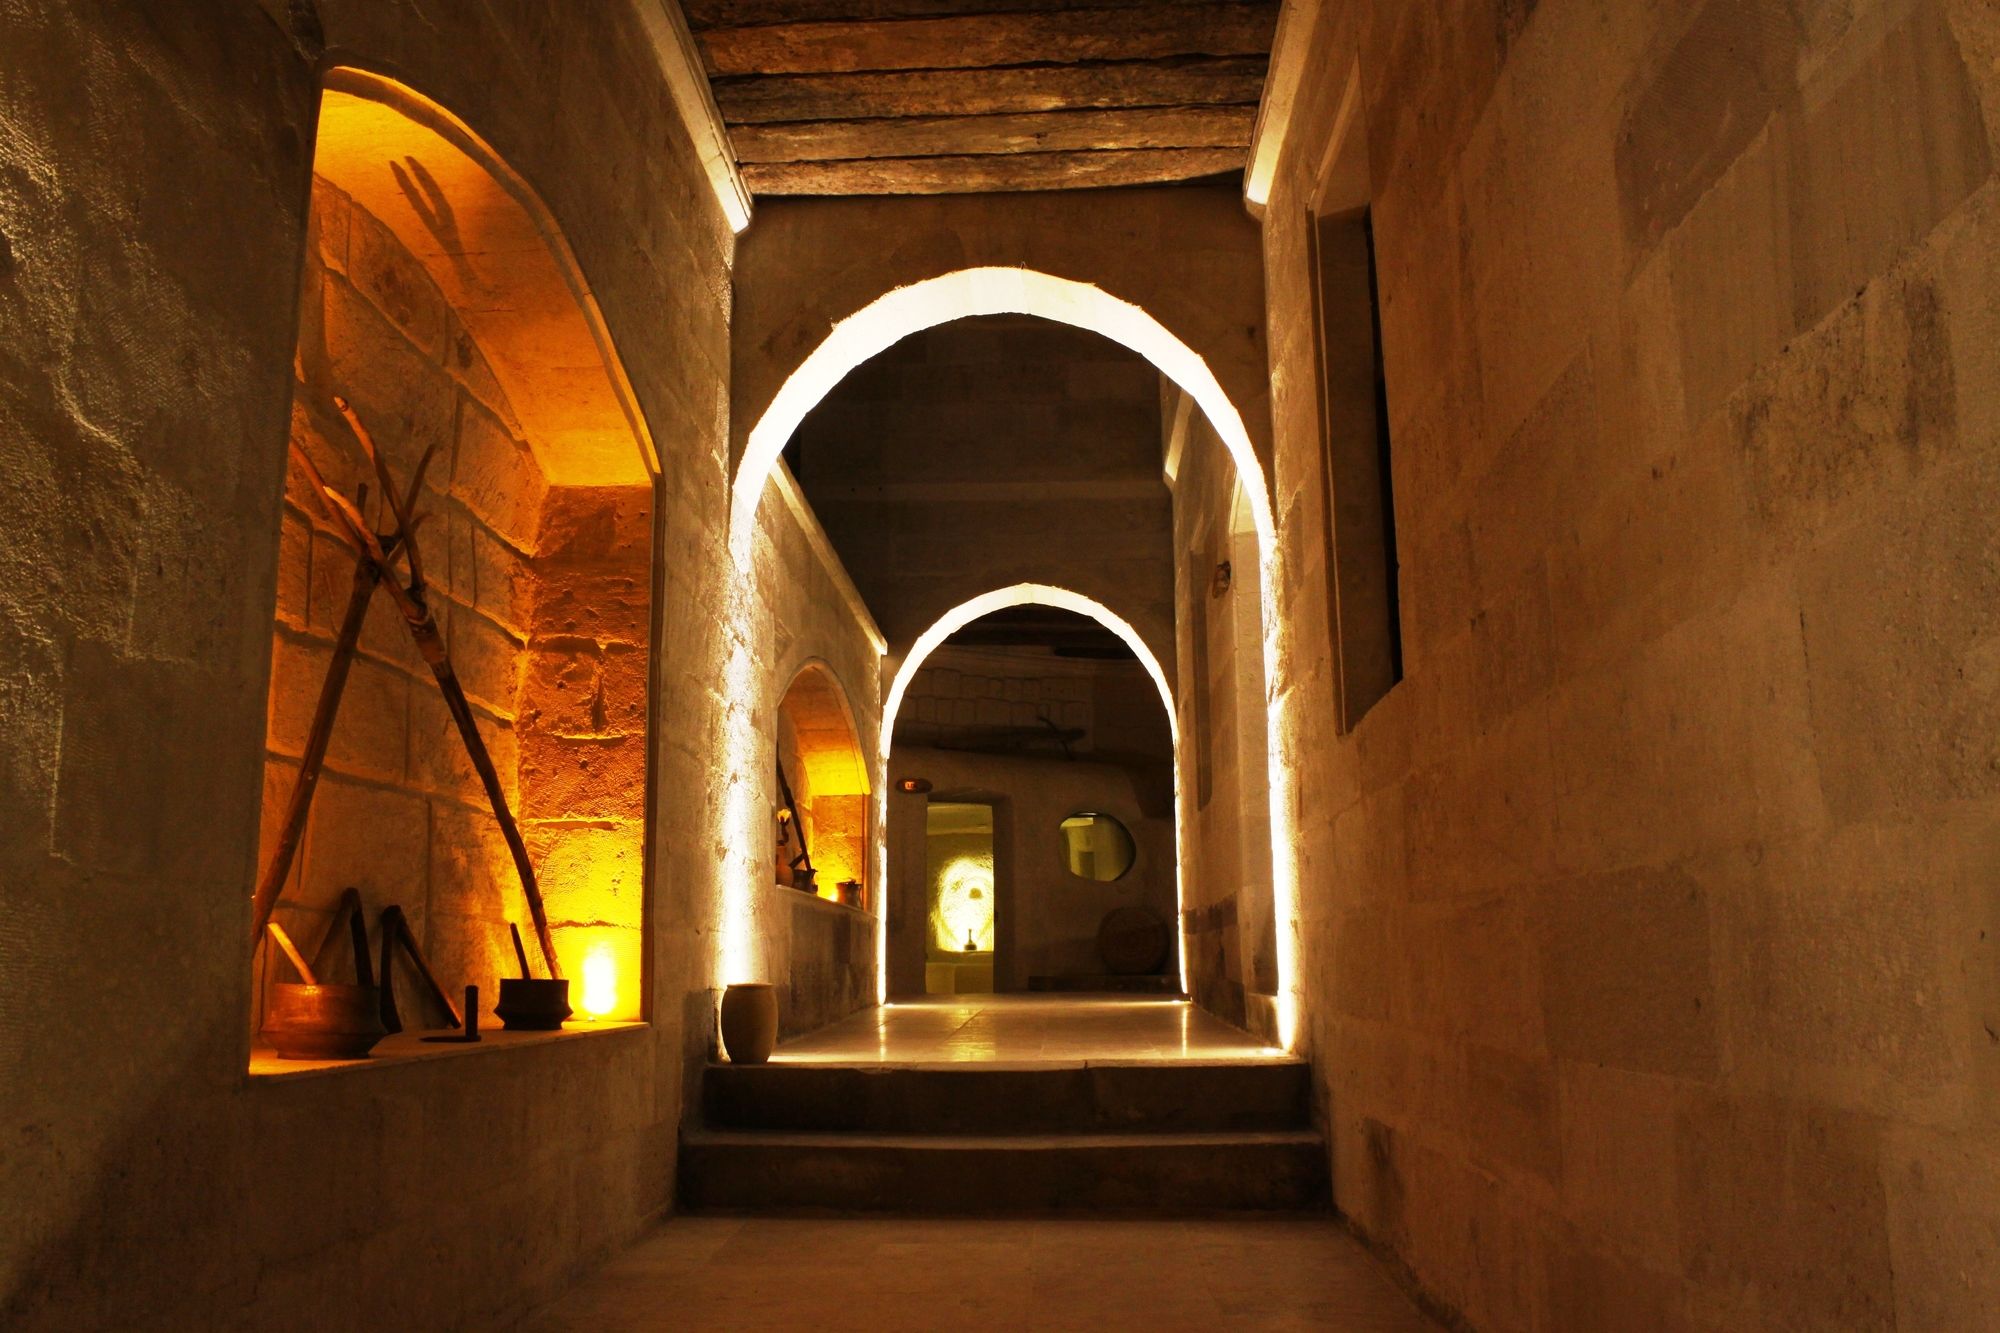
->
[262,983,386,1060]
[496,978,571,1030]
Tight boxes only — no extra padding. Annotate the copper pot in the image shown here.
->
[263,983,386,1060]
[496,977,571,1030]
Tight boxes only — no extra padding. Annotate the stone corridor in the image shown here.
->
[5,1,1998,1330]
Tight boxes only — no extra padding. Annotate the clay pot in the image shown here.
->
[719,983,778,1065]
[496,978,572,1030]
[263,983,387,1060]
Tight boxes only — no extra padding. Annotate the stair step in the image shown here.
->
[679,1128,1330,1214]
[703,1060,1311,1134]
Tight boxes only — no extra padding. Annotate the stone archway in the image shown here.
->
[722,260,1300,1047]
[878,583,1183,1002]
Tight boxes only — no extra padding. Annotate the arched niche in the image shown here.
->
[312,67,655,484]
[774,660,871,902]
[252,69,657,1051]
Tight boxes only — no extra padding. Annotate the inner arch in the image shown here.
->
[877,583,1186,1001]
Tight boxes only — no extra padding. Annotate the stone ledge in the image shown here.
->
[247,1020,647,1082]
[774,882,878,922]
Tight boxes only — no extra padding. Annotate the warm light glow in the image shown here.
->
[317,69,658,483]
[580,948,618,1020]
[719,628,765,987]
[729,267,1301,1051]
[932,856,996,954]
[552,924,642,1020]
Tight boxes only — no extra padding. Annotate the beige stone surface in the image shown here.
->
[0,0,741,1326]
[1263,0,2000,1327]
[789,315,1179,671]
[525,1215,1439,1332]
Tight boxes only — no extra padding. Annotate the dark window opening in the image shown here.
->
[1308,203,1404,732]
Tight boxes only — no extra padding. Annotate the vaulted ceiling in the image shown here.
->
[682,0,1280,196]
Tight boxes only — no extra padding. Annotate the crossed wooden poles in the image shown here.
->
[248,398,561,982]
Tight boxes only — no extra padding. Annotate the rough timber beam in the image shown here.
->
[712,57,1270,123]
[729,106,1256,164]
[740,146,1245,194]
[698,4,1280,76]
[686,0,1228,23]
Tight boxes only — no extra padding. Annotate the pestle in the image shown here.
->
[421,985,481,1044]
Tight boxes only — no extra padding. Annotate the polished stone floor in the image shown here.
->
[771,994,1286,1065]
[524,1216,1441,1331]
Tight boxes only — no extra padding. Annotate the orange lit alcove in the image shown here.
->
[250,68,656,1064]
[774,661,870,904]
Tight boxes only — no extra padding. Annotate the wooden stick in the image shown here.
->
[309,882,356,977]
[293,400,563,981]
[422,642,563,979]
[320,409,561,980]
[266,921,318,985]
[247,560,380,947]
[390,906,461,1027]
[378,908,402,1035]
[333,396,434,596]
[247,433,416,951]
[510,922,533,980]
[776,757,814,876]
[344,888,374,988]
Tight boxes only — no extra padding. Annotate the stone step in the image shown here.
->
[1025,973,1180,994]
[678,1128,1330,1214]
[703,1060,1312,1134]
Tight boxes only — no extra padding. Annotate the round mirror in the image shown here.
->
[1059,812,1136,882]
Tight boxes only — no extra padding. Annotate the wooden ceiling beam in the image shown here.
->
[712,57,1269,123]
[686,0,1223,25]
[730,106,1255,163]
[740,146,1246,194]
[697,4,1280,77]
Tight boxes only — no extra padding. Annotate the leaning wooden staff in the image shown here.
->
[247,398,562,980]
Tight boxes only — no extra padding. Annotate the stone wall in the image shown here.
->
[740,468,886,1034]
[898,644,1172,761]
[886,745,1177,995]
[0,1,739,1326]
[1263,0,2000,1327]
[1169,396,1278,1040]
[522,486,653,1012]
[789,315,1177,665]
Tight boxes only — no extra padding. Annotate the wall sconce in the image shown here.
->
[1211,560,1233,597]
[898,777,933,793]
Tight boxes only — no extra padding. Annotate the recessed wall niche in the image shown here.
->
[252,72,656,1050]
[773,661,870,905]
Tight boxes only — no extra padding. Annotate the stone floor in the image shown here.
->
[773,994,1284,1064]
[522,1215,1441,1331]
